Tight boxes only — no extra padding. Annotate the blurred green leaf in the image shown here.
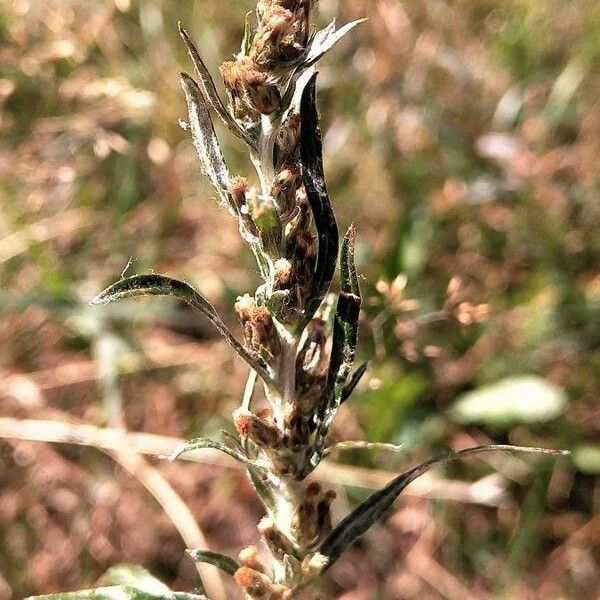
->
[574,445,600,474]
[25,565,208,599]
[26,590,207,600]
[363,372,428,443]
[449,376,567,428]
[100,565,171,595]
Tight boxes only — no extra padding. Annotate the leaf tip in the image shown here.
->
[344,223,357,242]
[178,20,188,39]
[89,290,107,306]
[167,444,185,462]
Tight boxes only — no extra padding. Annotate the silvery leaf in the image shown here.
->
[180,73,235,214]
[168,436,252,466]
[302,19,368,70]
[179,23,256,149]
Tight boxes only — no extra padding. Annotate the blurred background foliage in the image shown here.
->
[0,0,599,598]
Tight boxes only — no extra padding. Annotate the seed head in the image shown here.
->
[258,516,298,560]
[234,566,273,598]
[271,165,301,219]
[233,408,283,449]
[239,545,265,572]
[235,296,281,361]
[220,58,281,115]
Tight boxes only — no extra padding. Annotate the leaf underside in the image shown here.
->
[26,565,207,600]
[303,19,369,70]
[179,22,256,149]
[180,73,234,213]
[26,587,208,600]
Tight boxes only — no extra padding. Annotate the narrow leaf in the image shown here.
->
[339,224,360,296]
[300,73,339,325]
[90,274,276,391]
[180,73,235,213]
[179,22,256,149]
[280,20,366,124]
[324,226,361,399]
[323,440,404,457]
[240,12,254,58]
[101,566,170,596]
[341,362,369,404]
[168,436,255,467]
[320,444,570,568]
[25,587,207,600]
[187,549,240,577]
[304,227,361,475]
[25,587,146,600]
[303,19,368,70]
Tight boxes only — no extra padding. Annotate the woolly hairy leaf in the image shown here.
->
[180,73,234,213]
[90,274,275,390]
[303,19,369,70]
[240,12,254,58]
[300,74,339,325]
[187,549,240,577]
[320,444,570,568]
[168,436,254,467]
[100,566,171,595]
[179,22,255,149]
[280,19,367,112]
[26,588,153,600]
[25,565,208,599]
